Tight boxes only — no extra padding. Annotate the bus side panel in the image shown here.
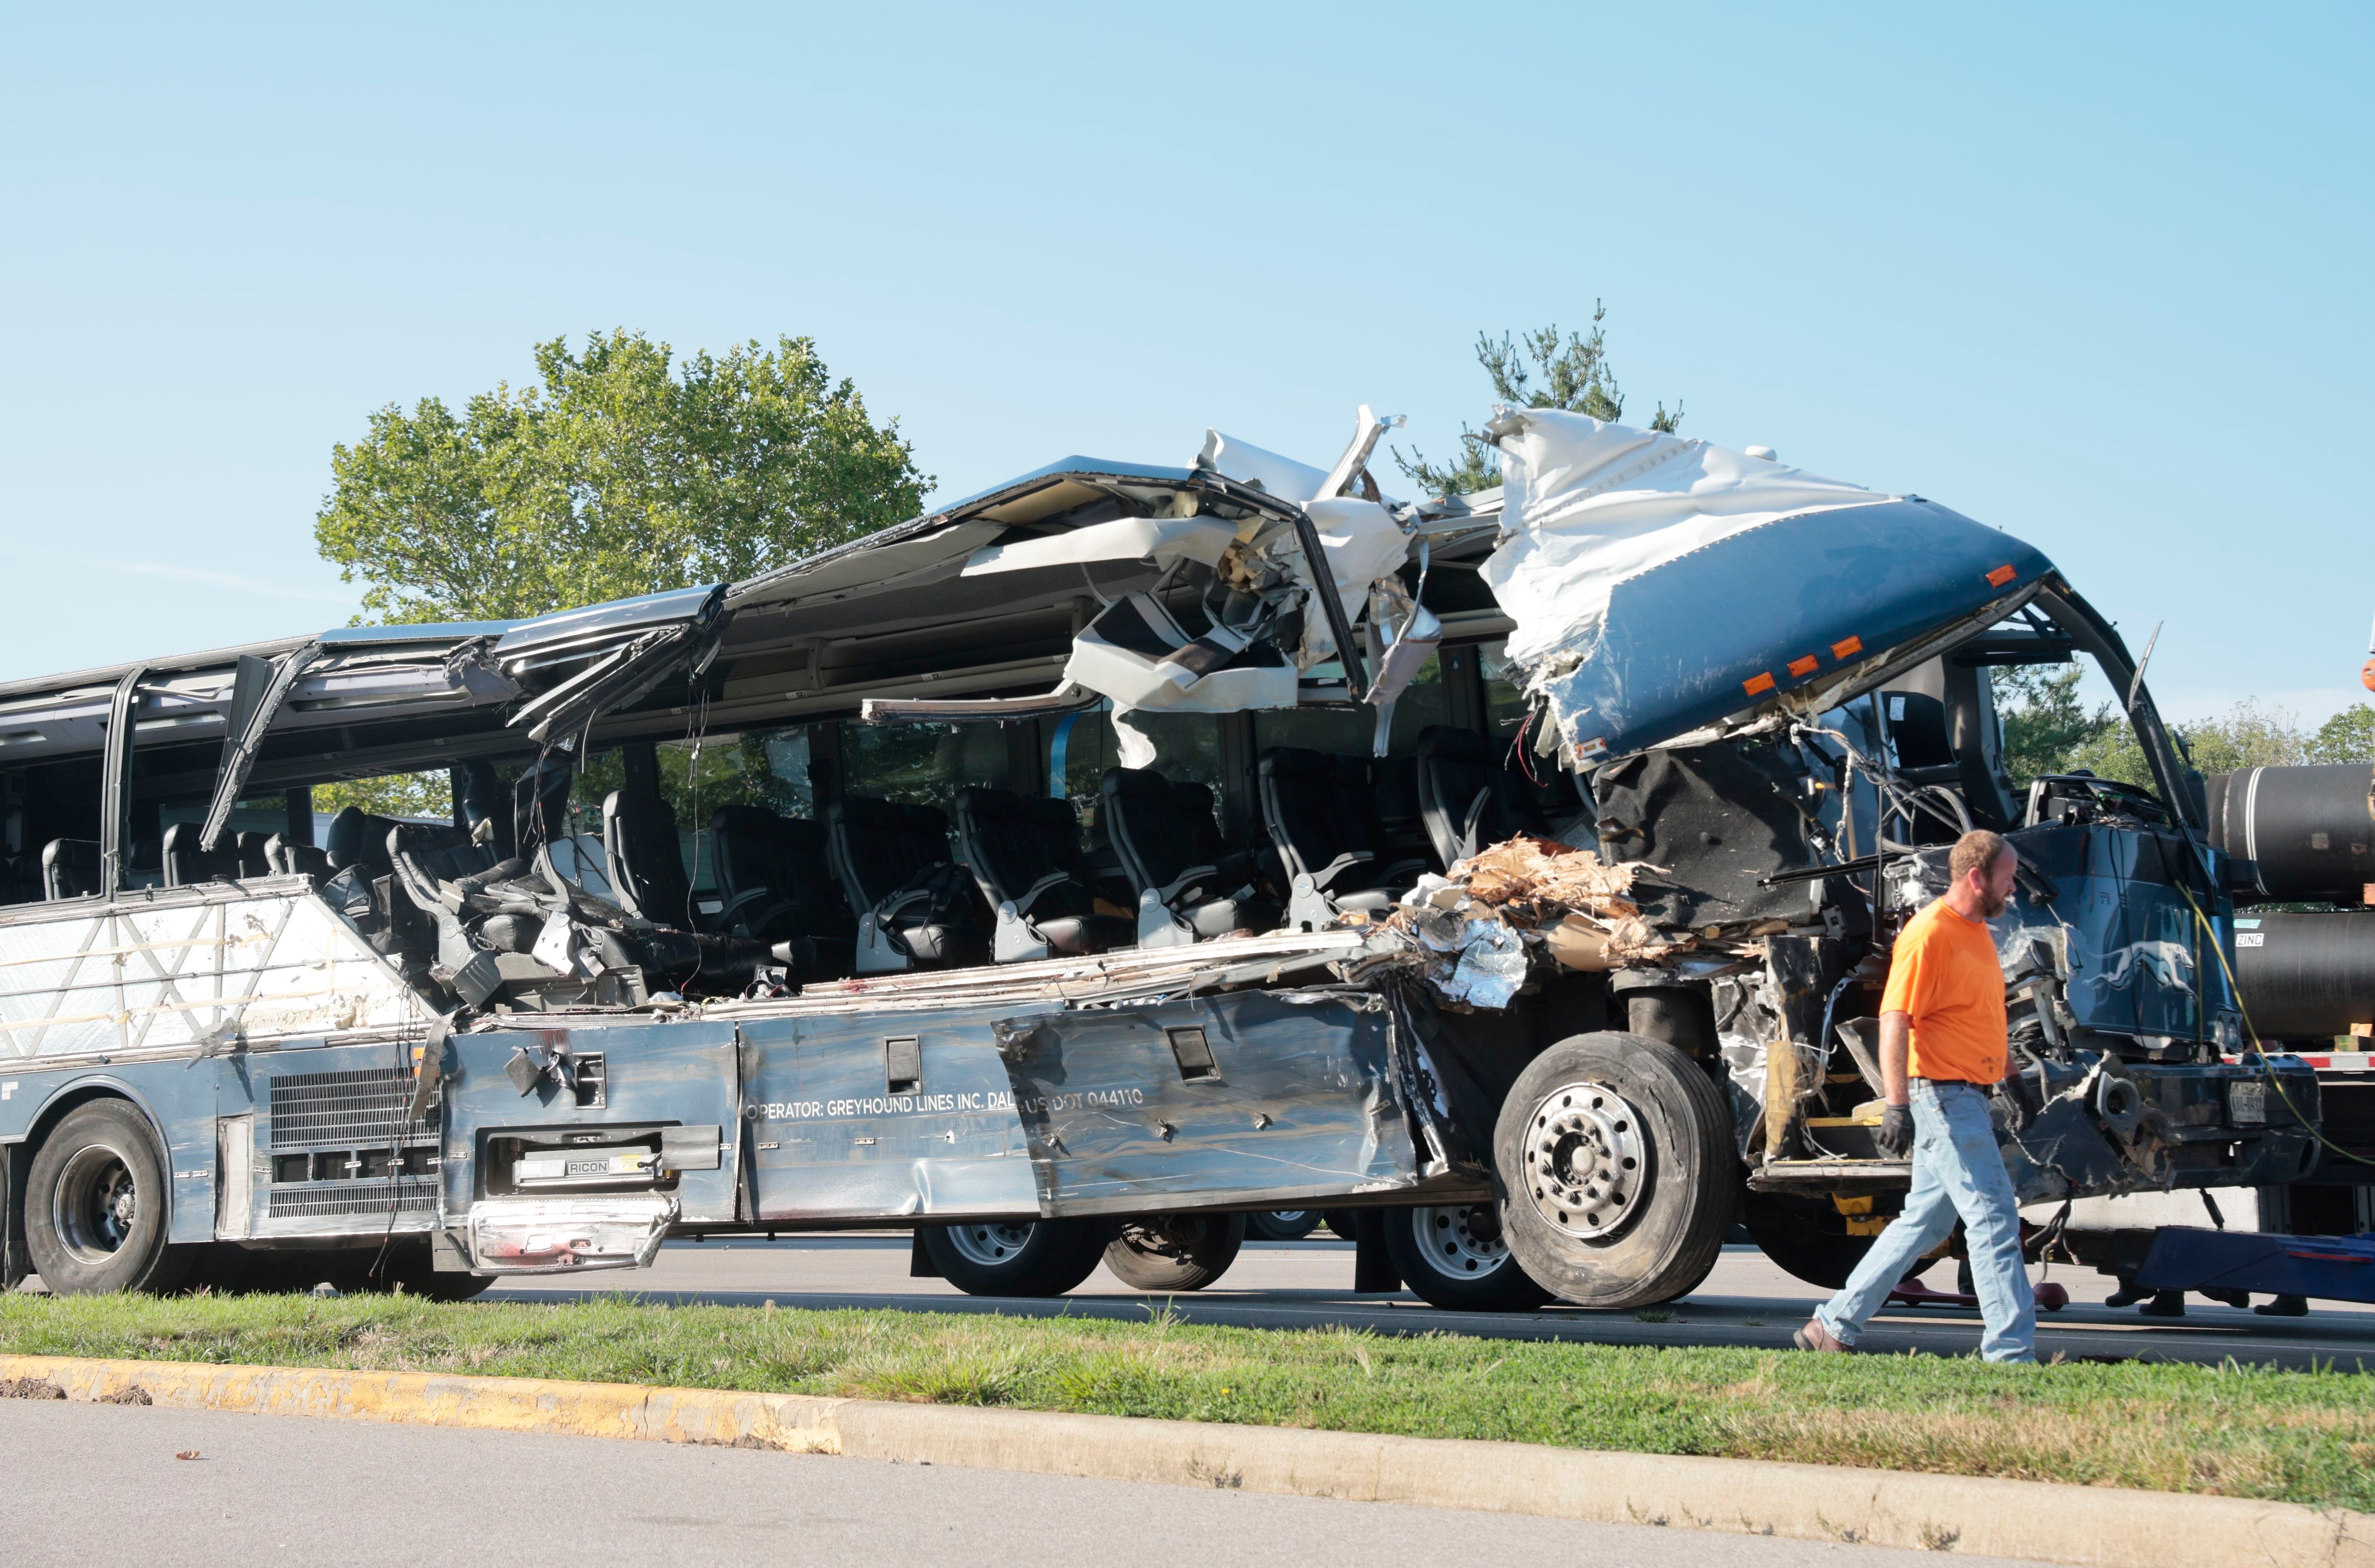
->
[744,1009,1041,1223]
[233,1038,441,1241]
[441,1019,743,1224]
[744,989,1421,1224]
[1002,988,1418,1218]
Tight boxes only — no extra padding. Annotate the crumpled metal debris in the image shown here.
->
[1377,836,1672,1009]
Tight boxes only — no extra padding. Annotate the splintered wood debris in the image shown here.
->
[1376,837,1676,1008]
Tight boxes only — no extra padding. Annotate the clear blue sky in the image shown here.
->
[3,5,2367,724]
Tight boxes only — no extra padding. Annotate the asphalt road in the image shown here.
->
[485,1235,2375,1370]
[0,1397,2053,1568]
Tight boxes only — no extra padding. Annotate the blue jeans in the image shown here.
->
[1813,1079,2037,1364]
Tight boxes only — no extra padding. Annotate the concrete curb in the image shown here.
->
[2,1354,2367,1567]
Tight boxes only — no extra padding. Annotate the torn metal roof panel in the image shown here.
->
[1481,409,2057,763]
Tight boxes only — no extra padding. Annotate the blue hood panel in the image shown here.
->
[1544,499,2054,761]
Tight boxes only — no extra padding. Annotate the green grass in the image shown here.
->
[4,1292,2372,1512]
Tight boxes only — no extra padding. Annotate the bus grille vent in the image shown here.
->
[269,1068,433,1150]
[267,1177,440,1219]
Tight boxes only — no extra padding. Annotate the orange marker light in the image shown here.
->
[1986,563,2018,587]
[1787,654,1820,678]
[1832,635,1863,660]
[1743,671,1777,696]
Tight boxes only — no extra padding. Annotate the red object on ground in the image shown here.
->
[1887,1277,1974,1309]
[1885,1277,2070,1312]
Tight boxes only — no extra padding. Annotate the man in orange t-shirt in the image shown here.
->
[1797,828,2037,1363]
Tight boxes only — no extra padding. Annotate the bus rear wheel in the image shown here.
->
[23,1102,196,1295]
[921,1219,1106,1297]
[1381,1203,1551,1312]
[1103,1212,1244,1291]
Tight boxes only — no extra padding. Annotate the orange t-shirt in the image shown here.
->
[1881,898,2007,1085]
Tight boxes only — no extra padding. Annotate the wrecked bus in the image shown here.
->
[0,407,2326,1310]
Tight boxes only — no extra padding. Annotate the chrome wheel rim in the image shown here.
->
[944,1221,1037,1267]
[1412,1204,1510,1274]
[53,1143,140,1265]
[1523,1081,1647,1240]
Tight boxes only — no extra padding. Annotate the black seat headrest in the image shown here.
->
[1259,747,1334,782]
[1100,766,1171,802]
[712,803,789,838]
[833,795,947,836]
[324,806,406,874]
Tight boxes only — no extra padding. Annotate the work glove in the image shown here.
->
[1876,1102,1915,1159]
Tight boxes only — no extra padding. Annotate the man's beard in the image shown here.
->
[1978,885,2011,919]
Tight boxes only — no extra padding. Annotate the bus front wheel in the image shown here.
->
[23,1101,197,1295]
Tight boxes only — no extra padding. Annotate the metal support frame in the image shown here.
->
[99,666,146,896]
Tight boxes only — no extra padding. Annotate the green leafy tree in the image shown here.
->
[2168,700,2306,776]
[315,331,931,625]
[1393,302,1683,497]
[2308,704,2375,764]
[315,772,452,821]
[1993,665,2114,789]
[2002,678,2317,794]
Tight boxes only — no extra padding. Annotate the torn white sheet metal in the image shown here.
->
[1485,410,1886,669]
[1061,593,1299,736]
[1481,408,2056,763]
[1361,577,1443,753]
[0,883,431,1061]
[750,927,1369,1016]
[961,512,1235,577]
[465,1193,679,1272]
[1198,428,1333,504]
[1299,497,1414,640]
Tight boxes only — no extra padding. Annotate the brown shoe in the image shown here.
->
[1793,1318,1854,1353]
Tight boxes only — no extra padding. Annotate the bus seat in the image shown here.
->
[325,807,404,877]
[41,838,101,900]
[162,821,244,887]
[1257,748,1428,930]
[954,787,1133,963]
[264,833,332,878]
[1099,767,1278,946]
[1414,725,1538,868]
[603,783,695,929]
[1373,754,1439,872]
[708,805,855,979]
[825,796,988,973]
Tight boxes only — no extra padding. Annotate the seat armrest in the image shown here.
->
[1153,863,1220,909]
[872,885,936,924]
[1007,869,1077,919]
[1307,850,1375,893]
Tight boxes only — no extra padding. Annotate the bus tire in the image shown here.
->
[1493,1032,1733,1310]
[1245,1209,1321,1242]
[23,1101,197,1295]
[1103,1212,1245,1291]
[921,1219,1106,1297]
[1381,1203,1552,1312]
